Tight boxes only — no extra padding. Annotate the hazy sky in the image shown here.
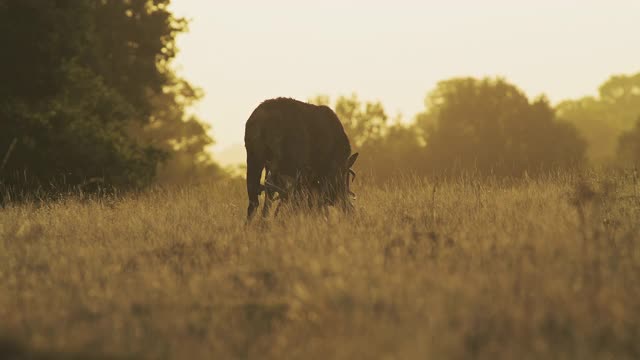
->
[169,0,640,157]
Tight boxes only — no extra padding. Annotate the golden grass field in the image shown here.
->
[1,173,639,359]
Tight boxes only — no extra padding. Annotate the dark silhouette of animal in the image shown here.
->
[244,98,359,220]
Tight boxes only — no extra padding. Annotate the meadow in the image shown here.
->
[1,173,639,359]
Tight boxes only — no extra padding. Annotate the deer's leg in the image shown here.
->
[246,151,264,222]
[262,170,274,217]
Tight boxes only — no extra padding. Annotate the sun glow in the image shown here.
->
[169,0,640,164]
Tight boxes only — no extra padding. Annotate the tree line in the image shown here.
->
[1,1,638,196]
[312,73,640,181]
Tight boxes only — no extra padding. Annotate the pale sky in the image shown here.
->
[169,0,640,162]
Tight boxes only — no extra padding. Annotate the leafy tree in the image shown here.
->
[617,118,640,167]
[87,0,186,119]
[309,94,388,148]
[92,0,221,184]
[133,77,221,184]
[418,77,586,176]
[361,119,425,180]
[557,72,640,163]
[310,95,424,180]
[0,0,218,194]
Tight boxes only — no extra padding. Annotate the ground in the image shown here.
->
[1,173,639,359]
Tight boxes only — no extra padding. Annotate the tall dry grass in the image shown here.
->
[0,173,639,359]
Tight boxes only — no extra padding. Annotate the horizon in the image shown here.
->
[168,0,640,164]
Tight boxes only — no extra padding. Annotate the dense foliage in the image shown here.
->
[617,117,640,167]
[557,73,640,164]
[313,77,589,180]
[0,0,218,195]
[419,78,586,176]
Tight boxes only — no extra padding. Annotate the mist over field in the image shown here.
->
[2,0,640,359]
